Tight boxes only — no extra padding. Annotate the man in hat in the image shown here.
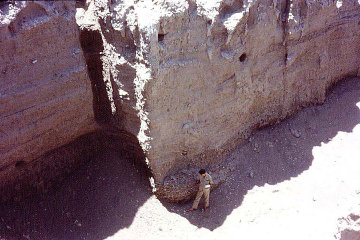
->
[188,169,214,211]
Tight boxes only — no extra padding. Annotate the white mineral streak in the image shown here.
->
[223,12,245,44]
[336,0,343,8]
[195,0,222,19]
[0,3,24,26]
[134,63,152,152]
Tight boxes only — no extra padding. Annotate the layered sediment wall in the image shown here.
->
[0,2,100,201]
[1,0,360,202]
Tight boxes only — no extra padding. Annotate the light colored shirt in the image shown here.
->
[197,173,214,189]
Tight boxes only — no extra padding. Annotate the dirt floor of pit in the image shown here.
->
[1,78,360,240]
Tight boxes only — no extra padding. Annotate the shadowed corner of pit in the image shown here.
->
[160,77,360,231]
[0,130,154,240]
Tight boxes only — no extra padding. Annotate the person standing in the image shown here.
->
[188,169,214,211]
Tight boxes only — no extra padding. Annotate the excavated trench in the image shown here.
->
[1,1,360,238]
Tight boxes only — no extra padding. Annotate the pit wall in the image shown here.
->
[0,2,100,201]
[1,0,360,202]
[80,0,360,201]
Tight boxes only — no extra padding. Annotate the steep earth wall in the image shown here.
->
[77,0,360,201]
[0,1,99,201]
[1,0,360,202]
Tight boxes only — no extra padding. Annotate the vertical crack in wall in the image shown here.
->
[76,1,155,187]
[79,28,112,125]
[281,0,291,66]
[279,0,291,116]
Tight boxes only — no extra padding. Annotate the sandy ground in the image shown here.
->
[1,78,360,240]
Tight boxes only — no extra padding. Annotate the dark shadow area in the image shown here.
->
[161,77,360,230]
[80,28,112,125]
[158,33,165,42]
[0,129,153,240]
[239,53,247,62]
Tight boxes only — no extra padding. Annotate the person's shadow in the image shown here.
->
[161,77,360,231]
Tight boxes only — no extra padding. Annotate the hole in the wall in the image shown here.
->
[239,53,247,62]
[158,34,165,42]
[15,161,26,168]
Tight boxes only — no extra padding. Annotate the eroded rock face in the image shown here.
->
[2,0,360,202]
[77,0,360,201]
[0,2,98,201]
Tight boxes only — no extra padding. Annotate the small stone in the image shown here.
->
[74,220,81,227]
[31,59,37,64]
[248,171,254,178]
[23,234,30,240]
[290,128,301,138]
[253,143,260,153]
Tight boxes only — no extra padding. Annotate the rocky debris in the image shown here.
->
[253,143,260,153]
[290,128,301,138]
[74,220,82,227]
